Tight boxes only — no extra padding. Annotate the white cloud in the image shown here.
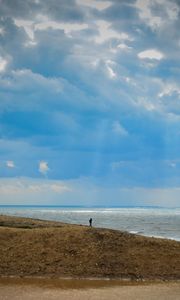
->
[0,68,64,105]
[138,49,164,60]
[158,84,180,98]
[117,43,132,51]
[6,161,15,168]
[35,21,88,37]
[107,66,116,78]
[135,0,162,30]
[14,19,35,40]
[0,178,71,196]
[106,60,116,79]
[28,183,71,194]
[0,27,5,36]
[39,161,49,176]
[124,77,132,84]
[50,184,71,193]
[0,56,7,72]
[76,0,112,10]
[15,18,88,41]
[112,121,128,136]
[154,0,179,21]
[0,177,180,207]
[95,20,132,44]
[24,40,37,47]
[136,97,156,111]
[135,0,179,30]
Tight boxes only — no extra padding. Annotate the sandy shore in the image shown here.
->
[0,278,180,300]
[1,215,180,280]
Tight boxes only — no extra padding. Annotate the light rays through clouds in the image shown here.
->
[0,0,180,206]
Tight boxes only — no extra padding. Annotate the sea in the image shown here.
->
[0,206,180,242]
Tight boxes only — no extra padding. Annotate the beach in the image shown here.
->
[0,215,180,299]
[1,206,179,241]
[0,279,180,300]
[0,278,180,300]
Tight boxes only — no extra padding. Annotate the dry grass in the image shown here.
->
[0,215,180,280]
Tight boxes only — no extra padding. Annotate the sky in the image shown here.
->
[0,0,180,207]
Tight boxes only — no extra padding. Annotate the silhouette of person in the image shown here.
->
[89,218,92,227]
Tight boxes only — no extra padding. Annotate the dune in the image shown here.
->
[0,214,180,280]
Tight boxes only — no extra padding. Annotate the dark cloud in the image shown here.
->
[41,0,85,22]
[101,1,139,22]
[0,0,84,22]
[0,0,40,19]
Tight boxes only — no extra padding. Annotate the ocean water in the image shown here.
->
[0,206,180,241]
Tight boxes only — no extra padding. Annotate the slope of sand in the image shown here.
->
[0,215,180,280]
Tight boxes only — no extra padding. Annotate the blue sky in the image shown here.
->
[0,0,180,206]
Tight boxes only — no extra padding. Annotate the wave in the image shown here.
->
[0,206,180,241]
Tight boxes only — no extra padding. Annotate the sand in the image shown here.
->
[0,215,180,299]
[0,278,180,300]
[0,215,180,280]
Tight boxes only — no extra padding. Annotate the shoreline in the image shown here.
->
[1,212,180,242]
[0,215,180,281]
[1,274,180,284]
[0,275,180,286]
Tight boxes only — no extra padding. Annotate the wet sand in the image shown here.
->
[0,278,179,300]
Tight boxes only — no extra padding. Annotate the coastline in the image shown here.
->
[0,275,180,288]
[0,215,180,299]
[0,214,180,281]
[1,205,180,242]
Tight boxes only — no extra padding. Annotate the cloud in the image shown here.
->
[6,160,15,168]
[50,183,71,193]
[112,121,128,136]
[39,161,49,176]
[76,0,112,11]
[14,19,35,40]
[138,49,164,60]
[35,21,88,35]
[0,0,180,207]
[94,20,132,44]
[117,43,132,51]
[105,59,116,78]
[0,0,85,22]
[158,83,180,98]
[0,27,5,35]
[0,56,7,72]
[135,0,163,30]
[0,68,93,113]
[135,0,179,30]
[0,177,180,207]
[0,178,71,204]
[15,18,89,41]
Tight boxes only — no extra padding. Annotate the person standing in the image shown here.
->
[89,218,92,227]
